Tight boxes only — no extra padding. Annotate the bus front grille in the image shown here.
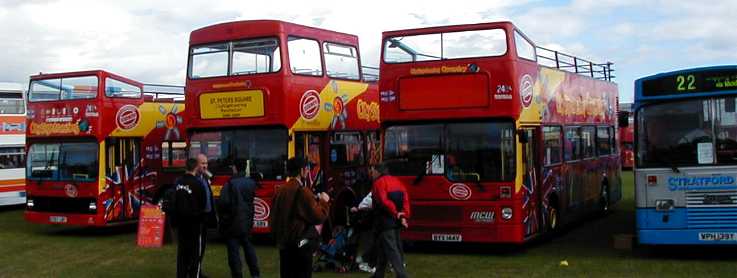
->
[411,206,464,222]
[686,190,737,228]
[28,197,97,214]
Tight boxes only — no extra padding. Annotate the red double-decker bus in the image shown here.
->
[24,70,186,226]
[185,20,380,233]
[379,22,622,243]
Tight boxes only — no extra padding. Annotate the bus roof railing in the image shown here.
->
[536,46,615,82]
[362,66,379,83]
[143,84,185,102]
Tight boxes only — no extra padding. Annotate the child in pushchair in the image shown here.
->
[314,184,377,273]
[314,224,359,272]
[313,185,362,272]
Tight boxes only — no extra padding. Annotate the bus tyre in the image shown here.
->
[600,184,610,214]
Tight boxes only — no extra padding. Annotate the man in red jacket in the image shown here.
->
[370,162,409,278]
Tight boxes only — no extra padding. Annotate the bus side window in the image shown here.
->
[162,141,187,168]
[581,126,595,158]
[329,132,364,167]
[543,126,562,166]
[564,127,581,161]
[596,126,611,156]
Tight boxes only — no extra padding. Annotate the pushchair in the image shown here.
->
[314,225,359,272]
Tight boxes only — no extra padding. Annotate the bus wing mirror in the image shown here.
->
[618,111,630,128]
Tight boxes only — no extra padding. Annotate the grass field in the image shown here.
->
[2,171,737,277]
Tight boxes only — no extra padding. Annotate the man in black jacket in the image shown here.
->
[218,159,261,278]
[175,158,208,278]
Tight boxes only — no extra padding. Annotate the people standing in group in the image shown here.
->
[271,157,331,278]
[195,153,217,277]
[370,162,410,278]
[174,158,209,278]
[218,159,261,278]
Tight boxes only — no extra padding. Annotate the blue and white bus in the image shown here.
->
[635,65,737,244]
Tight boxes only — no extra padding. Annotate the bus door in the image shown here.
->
[104,138,143,222]
[294,132,327,193]
[521,127,543,237]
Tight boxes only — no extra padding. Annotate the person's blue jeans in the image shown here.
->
[225,234,260,278]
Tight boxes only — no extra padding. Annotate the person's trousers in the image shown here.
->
[226,234,261,278]
[279,244,314,278]
[374,228,407,278]
[176,223,204,278]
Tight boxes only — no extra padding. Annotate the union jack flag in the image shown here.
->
[101,159,157,222]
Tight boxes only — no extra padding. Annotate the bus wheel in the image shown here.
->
[600,184,610,214]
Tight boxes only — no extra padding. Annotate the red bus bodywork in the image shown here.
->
[185,20,379,234]
[379,22,622,243]
[25,70,186,226]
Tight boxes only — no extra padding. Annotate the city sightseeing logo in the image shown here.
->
[116,105,140,131]
[520,74,533,108]
[299,90,321,121]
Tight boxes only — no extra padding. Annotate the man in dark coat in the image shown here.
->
[271,157,330,278]
[175,158,208,278]
[218,159,261,278]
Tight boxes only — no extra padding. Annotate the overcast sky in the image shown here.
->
[1,0,735,103]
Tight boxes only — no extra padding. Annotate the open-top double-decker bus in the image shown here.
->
[0,82,26,206]
[24,70,186,226]
[379,21,621,243]
[185,20,380,233]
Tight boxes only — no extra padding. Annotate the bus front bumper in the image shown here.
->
[25,211,104,226]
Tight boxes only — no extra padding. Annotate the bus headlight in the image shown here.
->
[655,199,674,211]
[89,201,97,212]
[26,198,34,208]
[501,207,513,220]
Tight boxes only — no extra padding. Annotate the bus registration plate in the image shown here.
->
[432,234,462,242]
[49,216,67,223]
[699,232,737,241]
[254,220,268,228]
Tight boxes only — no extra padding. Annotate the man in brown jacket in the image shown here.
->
[271,157,330,278]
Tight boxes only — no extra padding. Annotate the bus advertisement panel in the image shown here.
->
[379,21,621,243]
[185,20,380,234]
[0,82,26,206]
[635,66,737,244]
[24,70,186,226]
